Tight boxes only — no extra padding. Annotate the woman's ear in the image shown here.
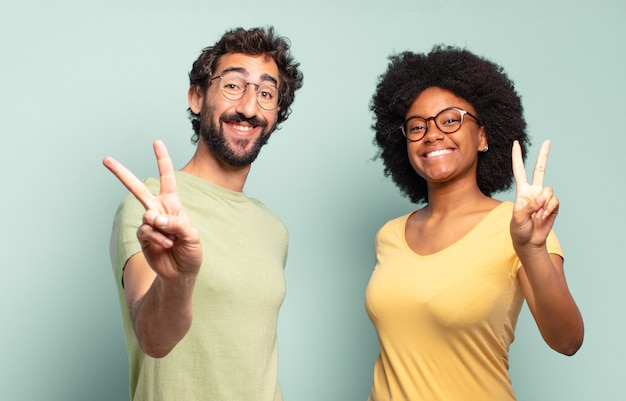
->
[478,127,489,152]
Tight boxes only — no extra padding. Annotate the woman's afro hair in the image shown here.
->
[370,45,530,204]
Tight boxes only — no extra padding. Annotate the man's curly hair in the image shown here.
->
[371,45,529,204]
[188,26,304,143]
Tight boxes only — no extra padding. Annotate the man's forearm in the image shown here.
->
[130,274,197,358]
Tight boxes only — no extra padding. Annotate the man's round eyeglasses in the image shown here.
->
[209,72,280,111]
[400,107,482,142]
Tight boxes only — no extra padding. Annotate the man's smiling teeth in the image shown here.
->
[232,123,253,131]
[425,148,453,157]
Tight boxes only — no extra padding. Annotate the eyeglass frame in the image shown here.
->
[208,71,281,111]
[400,107,482,142]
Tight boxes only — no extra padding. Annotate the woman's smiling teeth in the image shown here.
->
[425,148,453,158]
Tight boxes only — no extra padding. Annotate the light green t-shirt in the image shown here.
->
[109,171,287,401]
[365,202,562,401]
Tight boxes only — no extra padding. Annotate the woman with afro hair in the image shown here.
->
[364,46,584,401]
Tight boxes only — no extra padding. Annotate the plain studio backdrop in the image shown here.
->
[1,1,623,400]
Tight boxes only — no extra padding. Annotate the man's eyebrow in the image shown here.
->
[259,73,278,86]
[220,66,246,75]
[220,67,278,86]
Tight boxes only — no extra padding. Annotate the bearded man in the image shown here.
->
[103,26,303,401]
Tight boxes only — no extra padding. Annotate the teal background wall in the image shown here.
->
[2,1,624,400]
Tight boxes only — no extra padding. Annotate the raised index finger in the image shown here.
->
[512,140,528,188]
[153,140,177,196]
[531,140,551,187]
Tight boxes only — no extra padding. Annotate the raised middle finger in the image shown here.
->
[103,156,156,211]
[531,140,551,187]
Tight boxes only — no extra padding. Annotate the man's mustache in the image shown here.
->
[220,113,267,128]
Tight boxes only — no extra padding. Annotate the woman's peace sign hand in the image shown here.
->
[510,140,559,250]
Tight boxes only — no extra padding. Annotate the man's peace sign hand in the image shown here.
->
[103,140,202,280]
[510,140,559,250]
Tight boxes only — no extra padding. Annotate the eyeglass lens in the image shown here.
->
[403,108,465,141]
[218,72,279,110]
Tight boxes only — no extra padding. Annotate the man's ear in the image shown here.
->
[188,85,203,114]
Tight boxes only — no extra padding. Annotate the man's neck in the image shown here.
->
[180,143,250,192]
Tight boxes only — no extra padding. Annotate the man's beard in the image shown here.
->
[199,104,273,168]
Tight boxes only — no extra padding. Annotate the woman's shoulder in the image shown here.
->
[376,211,414,239]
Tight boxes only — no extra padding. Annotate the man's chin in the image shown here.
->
[200,122,270,167]
[221,146,263,167]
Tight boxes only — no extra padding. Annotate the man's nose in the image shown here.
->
[235,84,260,117]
